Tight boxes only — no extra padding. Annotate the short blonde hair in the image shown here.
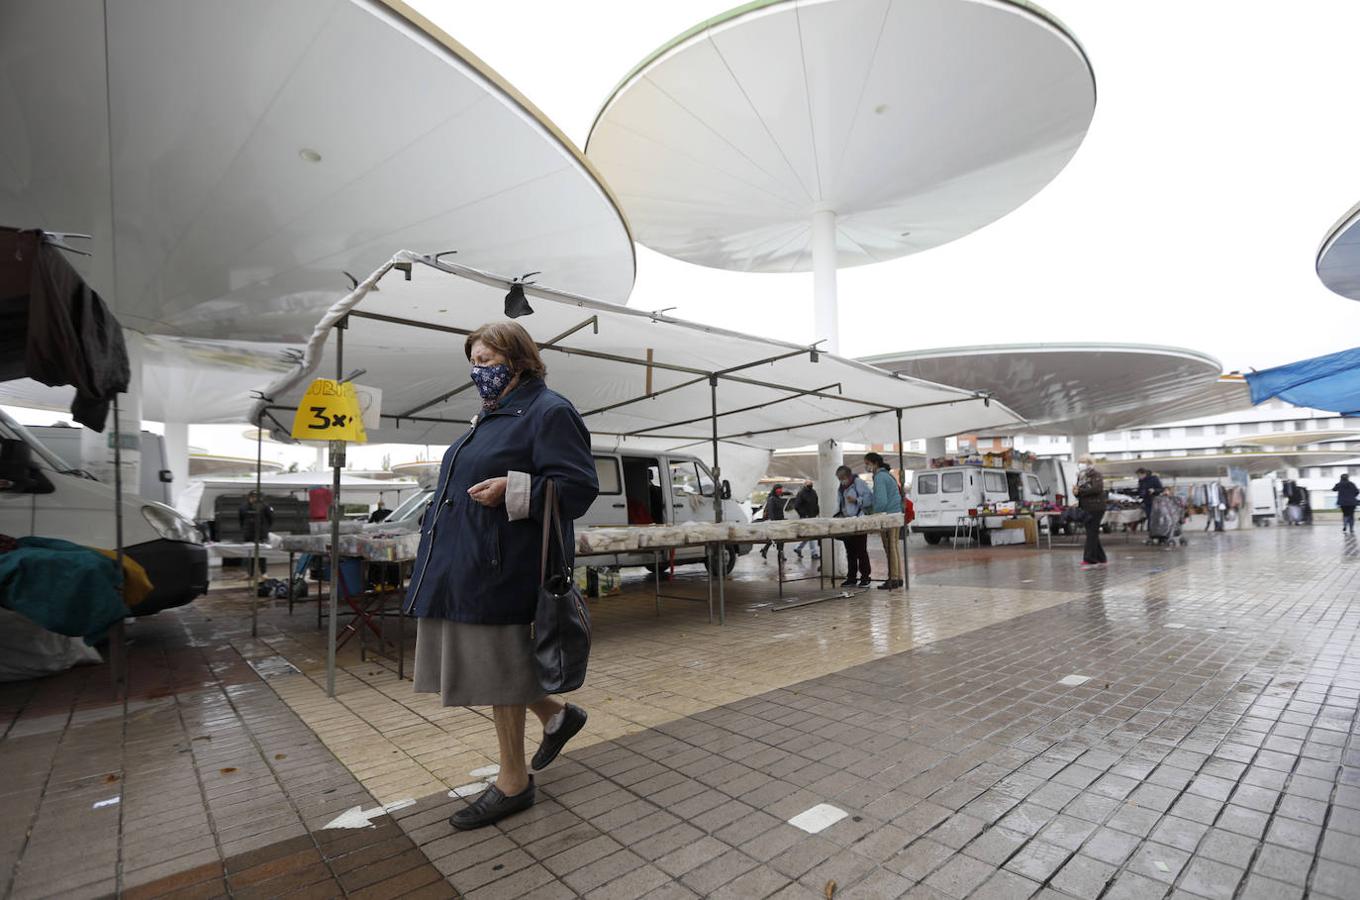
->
[1077,454,1094,465]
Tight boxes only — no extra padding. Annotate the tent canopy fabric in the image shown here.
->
[1245,347,1360,416]
[252,252,1023,452]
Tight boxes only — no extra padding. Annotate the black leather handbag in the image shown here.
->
[533,480,591,694]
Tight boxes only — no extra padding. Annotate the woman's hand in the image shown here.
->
[468,477,508,508]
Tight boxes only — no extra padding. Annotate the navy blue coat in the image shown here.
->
[404,377,598,624]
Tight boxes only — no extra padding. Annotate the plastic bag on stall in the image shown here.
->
[0,608,102,681]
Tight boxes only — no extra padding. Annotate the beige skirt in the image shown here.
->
[413,617,546,707]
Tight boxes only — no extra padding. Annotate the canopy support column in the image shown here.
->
[710,375,725,625]
[925,436,947,464]
[811,208,839,353]
[109,395,128,698]
[251,415,263,638]
[1070,433,1090,461]
[327,319,346,698]
[898,409,910,592]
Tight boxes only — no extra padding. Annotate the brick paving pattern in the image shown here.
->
[1,525,1357,898]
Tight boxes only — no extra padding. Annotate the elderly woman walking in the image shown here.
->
[1074,455,1107,568]
[406,322,599,830]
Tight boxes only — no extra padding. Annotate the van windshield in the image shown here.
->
[0,409,82,475]
[386,488,434,523]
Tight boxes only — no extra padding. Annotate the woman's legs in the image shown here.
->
[839,537,858,581]
[492,699,567,789]
[851,534,871,581]
[492,705,531,795]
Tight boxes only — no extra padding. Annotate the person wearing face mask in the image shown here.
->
[1074,455,1107,568]
[405,321,599,831]
[864,452,904,589]
[835,465,875,587]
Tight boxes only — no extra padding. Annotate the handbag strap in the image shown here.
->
[539,479,569,586]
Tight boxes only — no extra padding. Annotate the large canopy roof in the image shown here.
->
[1316,201,1360,301]
[1228,430,1360,450]
[585,0,1095,272]
[1097,451,1358,479]
[251,252,1023,451]
[0,0,633,342]
[863,343,1250,435]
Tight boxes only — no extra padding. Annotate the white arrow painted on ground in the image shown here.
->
[323,798,416,829]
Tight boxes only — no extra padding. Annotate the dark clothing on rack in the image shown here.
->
[0,228,130,431]
[368,507,393,524]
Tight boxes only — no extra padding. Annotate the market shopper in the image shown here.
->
[406,322,599,831]
[1135,467,1164,521]
[759,484,787,560]
[864,452,903,589]
[1075,456,1107,567]
[1334,474,1358,534]
[792,480,821,559]
[835,465,874,587]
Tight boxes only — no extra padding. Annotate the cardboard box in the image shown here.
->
[1002,517,1038,544]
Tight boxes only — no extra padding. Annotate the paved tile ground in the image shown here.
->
[2,522,1358,898]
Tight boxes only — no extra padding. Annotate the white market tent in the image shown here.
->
[250,252,1025,458]
[1097,451,1359,480]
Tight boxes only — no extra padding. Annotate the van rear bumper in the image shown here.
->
[125,539,209,615]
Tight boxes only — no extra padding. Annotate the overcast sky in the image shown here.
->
[413,0,1360,374]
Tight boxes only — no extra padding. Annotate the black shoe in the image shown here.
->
[794,549,803,559]
[449,778,535,830]
[858,578,872,587]
[840,578,856,587]
[532,704,587,771]
[876,581,892,590]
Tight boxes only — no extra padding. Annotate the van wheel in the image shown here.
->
[703,545,738,575]
[923,534,943,546]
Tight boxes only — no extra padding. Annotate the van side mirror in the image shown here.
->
[0,438,54,494]
[721,480,731,500]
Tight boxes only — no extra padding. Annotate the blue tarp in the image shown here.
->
[1244,347,1360,415]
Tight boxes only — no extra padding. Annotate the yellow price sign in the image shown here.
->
[291,379,368,443]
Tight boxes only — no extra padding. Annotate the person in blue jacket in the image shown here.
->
[406,322,599,830]
[836,465,875,587]
[864,452,903,589]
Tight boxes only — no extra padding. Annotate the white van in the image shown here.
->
[912,465,1051,545]
[0,410,208,614]
[377,448,752,573]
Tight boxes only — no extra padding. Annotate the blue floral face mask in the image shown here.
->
[471,363,513,409]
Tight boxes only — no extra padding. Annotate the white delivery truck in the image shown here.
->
[0,410,208,614]
[912,465,1051,545]
[376,447,752,573]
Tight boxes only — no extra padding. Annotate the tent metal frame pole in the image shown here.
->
[110,395,127,698]
[327,318,345,699]
[252,414,263,637]
[396,315,602,418]
[346,309,901,412]
[622,383,841,437]
[897,408,909,592]
[710,375,725,625]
